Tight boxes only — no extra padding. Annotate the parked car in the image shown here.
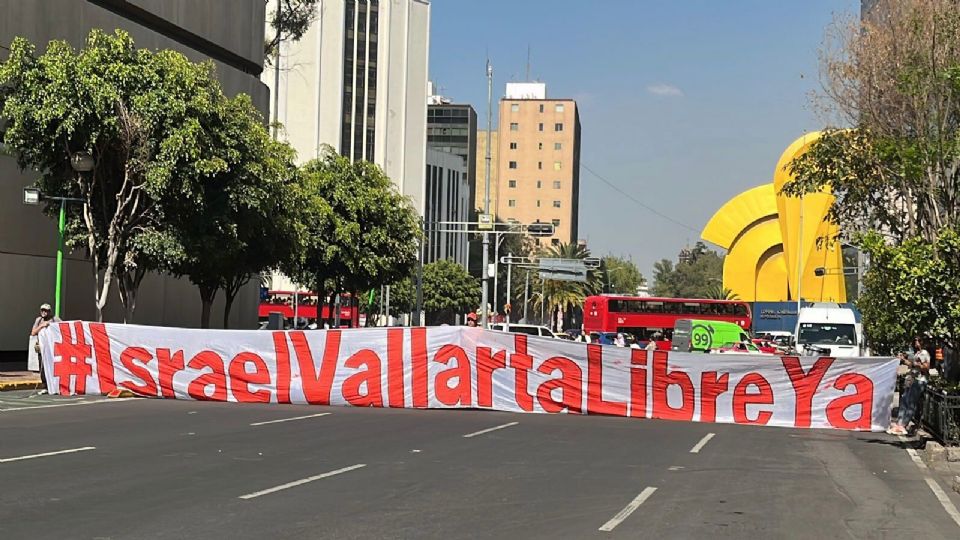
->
[751,339,779,354]
[488,323,555,338]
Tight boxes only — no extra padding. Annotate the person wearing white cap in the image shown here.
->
[29,303,61,394]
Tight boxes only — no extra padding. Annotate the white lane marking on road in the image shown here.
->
[0,446,96,463]
[925,477,960,528]
[238,464,366,500]
[898,436,960,528]
[462,421,519,438]
[598,487,658,532]
[0,398,137,412]
[689,432,715,454]
[249,412,331,426]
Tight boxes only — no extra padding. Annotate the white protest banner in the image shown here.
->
[40,322,897,431]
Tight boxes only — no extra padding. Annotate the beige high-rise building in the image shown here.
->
[475,130,499,214]
[495,82,581,245]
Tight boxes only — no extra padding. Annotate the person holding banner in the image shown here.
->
[29,303,60,394]
[888,343,929,435]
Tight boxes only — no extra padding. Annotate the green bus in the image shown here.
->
[671,319,750,352]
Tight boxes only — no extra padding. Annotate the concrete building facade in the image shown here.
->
[264,0,431,213]
[424,149,469,268]
[494,82,581,245]
[0,0,268,364]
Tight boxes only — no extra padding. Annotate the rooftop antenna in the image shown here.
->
[526,45,531,81]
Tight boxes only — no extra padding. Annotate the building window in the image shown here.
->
[553,180,561,189]
[555,103,565,113]
[508,180,517,188]
[538,142,543,150]
[538,161,543,170]
[511,103,519,112]
[510,122,519,131]
[509,142,518,150]
[554,123,564,132]
[554,142,562,150]
[509,161,518,169]
[553,161,562,170]
[537,200,541,208]
[552,218,561,227]
[538,123,544,132]
[508,199,516,208]
[551,238,561,246]
[553,200,561,208]
[536,180,542,188]
[539,104,544,113]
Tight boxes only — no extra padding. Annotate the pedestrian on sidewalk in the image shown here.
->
[29,303,60,394]
[887,340,930,436]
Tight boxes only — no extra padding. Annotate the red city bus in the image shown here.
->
[582,295,752,347]
[258,290,360,327]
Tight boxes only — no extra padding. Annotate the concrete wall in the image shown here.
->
[0,0,268,361]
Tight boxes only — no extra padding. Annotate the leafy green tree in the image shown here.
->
[422,260,480,325]
[362,278,415,323]
[0,30,241,322]
[292,148,421,324]
[783,0,960,353]
[602,255,645,294]
[705,285,740,301]
[651,246,724,298]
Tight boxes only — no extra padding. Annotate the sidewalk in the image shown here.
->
[0,371,42,391]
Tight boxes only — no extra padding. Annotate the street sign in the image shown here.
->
[526,222,554,237]
[584,257,601,268]
[500,255,533,264]
[538,258,588,282]
[478,214,493,230]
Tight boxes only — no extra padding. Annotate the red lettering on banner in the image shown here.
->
[52,322,93,395]
[630,349,648,418]
[732,373,773,425]
[826,374,873,430]
[343,349,383,407]
[434,345,472,406]
[272,331,292,403]
[119,347,157,396]
[535,356,583,413]
[476,347,507,408]
[187,351,227,401]
[156,349,185,399]
[699,372,729,423]
[587,344,627,416]
[294,330,340,405]
[782,356,834,428]
[651,351,695,421]
[229,352,271,403]
[386,328,405,408]
[509,335,535,412]
[89,323,116,394]
[411,328,429,408]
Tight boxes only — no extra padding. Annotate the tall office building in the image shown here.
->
[495,82,581,245]
[426,100,477,216]
[0,0,268,364]
[424,150,469,267]
[264,0,431,213]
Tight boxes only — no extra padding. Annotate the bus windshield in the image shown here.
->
[797,323,857,346]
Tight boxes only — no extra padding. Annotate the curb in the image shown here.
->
[0,381,44,392]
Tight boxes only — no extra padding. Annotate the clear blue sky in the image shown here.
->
[428,0,859,279]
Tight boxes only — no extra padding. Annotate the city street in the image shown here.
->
[1,393,958,539]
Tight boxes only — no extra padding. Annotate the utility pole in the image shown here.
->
[481,60,493,328]
[272,0,282,141]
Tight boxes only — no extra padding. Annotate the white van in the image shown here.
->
[794,303,863,357]
[488,323,556,338]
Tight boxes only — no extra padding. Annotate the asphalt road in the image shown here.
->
[1,391,958,539]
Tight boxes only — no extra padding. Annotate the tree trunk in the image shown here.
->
[117,267,146,324]
[222,274,250,329]
[199,285,217,329]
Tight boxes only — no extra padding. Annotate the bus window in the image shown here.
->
[734,304,749,316]
[664,302,680,314]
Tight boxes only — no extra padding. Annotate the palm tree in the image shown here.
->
[530,241,604,330]
[705,284,740,300]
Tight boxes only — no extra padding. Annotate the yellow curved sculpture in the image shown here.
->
[701,132,846,303]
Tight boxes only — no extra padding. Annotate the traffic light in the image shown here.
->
[526,222,554,237]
